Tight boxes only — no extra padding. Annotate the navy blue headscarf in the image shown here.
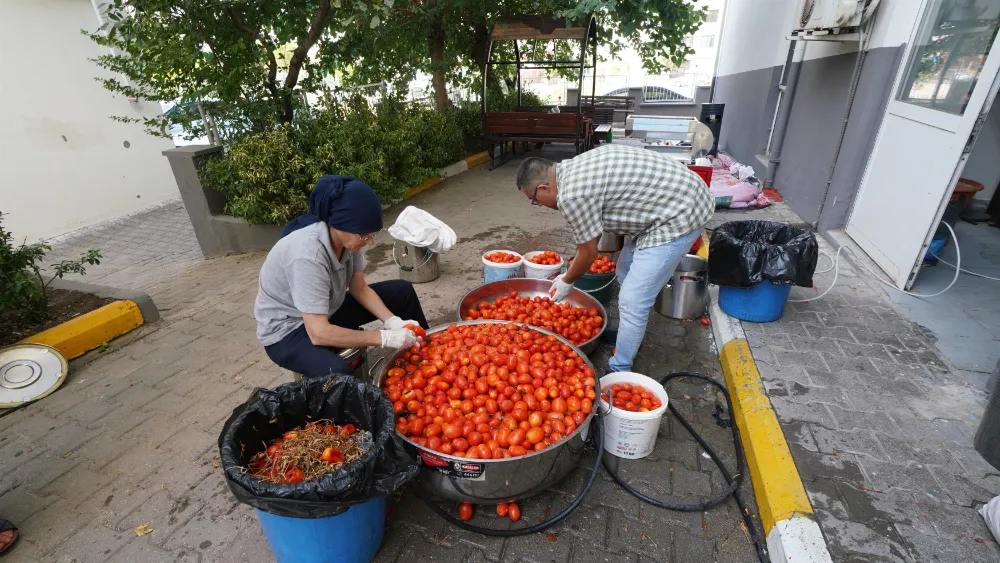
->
[280,175,383,238]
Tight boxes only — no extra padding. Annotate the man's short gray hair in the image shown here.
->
[516,157,555,190]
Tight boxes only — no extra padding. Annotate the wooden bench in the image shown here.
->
[486,112,591,169]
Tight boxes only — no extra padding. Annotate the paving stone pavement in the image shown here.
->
[41,199,203,297]
[1,153,761,562]
[709,202,1000,562]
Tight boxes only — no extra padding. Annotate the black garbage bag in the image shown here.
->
[708,220,819,288]
[218,374,418,519]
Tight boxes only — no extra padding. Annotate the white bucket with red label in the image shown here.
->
[522,251,564,281]
[482,250,523,284]
[599,372,669,459]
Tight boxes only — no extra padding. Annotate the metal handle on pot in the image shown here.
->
[392,241,434,272]
[368,354,388,381]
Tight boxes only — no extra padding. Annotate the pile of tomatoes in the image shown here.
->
[484,251,520,264]
[527,251,561,265]
[464,291,603,345]
[382,322,597,459]
[588,255,616,274]
[601,382,662,412]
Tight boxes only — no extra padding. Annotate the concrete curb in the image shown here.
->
[45,277,159,323]
[708,292,832,561]
[405,151,491,199]
[20,300,146,360]
[18,278,156,359]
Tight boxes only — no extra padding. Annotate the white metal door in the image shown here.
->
[847,0,1000,288]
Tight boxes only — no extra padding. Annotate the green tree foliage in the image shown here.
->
[86,0,704,133]
[336,0,707,109]
[84,0,396,140]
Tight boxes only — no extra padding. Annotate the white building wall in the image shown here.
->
[0,0,179,243]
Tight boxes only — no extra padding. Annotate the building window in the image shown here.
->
[706,9,719,23]
[896,0,1000,116]
[693,35,715,49]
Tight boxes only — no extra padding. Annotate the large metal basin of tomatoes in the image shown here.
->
[374,320,599,503]
[456,278,607,355]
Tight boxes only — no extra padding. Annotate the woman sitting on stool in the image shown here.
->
[255,175,428,378]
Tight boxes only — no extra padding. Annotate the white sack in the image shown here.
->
[980,495,1000,545]
[388,206,457,254]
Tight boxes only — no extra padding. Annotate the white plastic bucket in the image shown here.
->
[599,372,669,459]
[522,251,564,281]
[482,250,524,284]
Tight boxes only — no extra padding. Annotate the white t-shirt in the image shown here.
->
[254,222,367,346]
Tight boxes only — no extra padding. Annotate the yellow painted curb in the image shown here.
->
[465,151,490,168]
[406,176,442,198]
[696,230,710,260]
[20,300,145,359]
[720,339,813,535]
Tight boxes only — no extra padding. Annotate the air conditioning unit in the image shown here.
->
[792,0,871,35]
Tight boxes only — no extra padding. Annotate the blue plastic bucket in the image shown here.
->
[255,496,386,563]
[482,250,523,283]
[718,280,792,323]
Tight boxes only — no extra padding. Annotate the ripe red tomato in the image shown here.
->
[321,447,344,463]
[508,502,521,522]
[340,424,356,435]
[496,502,509,517]
[458,502,473,521]
[266,444,281,457]
[283,468,304,483]
[405,324,427,337]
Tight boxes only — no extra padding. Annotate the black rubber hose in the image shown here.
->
[411,414,604,537]
[601,372,768,563]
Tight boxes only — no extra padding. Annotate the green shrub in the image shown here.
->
[0,212,101,321]
[200,96,470,226]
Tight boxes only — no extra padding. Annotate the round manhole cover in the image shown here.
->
[0,344,68,408]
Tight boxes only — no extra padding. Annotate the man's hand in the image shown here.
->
[380,328,422,349]
[383,316,419,330]
[548,276,574,302]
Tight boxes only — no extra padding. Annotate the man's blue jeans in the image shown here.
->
[609,228,704,373]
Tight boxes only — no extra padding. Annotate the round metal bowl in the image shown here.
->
[373,320,599,503]
[455,278,607,355]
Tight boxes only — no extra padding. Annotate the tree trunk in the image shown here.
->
[429,15,449,110]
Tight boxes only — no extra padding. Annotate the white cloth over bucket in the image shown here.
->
[388,206,456,254]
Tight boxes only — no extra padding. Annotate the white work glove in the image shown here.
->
[548,276,574,302]
[383,316,419,331]
[380,328,422,350]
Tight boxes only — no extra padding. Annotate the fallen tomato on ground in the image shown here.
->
[458,502,474,521]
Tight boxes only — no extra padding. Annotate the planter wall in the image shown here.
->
[162,145,283,258]
[164,145,491,259]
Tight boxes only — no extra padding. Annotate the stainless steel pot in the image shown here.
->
[393,241,440,284]
[654,255,708,320]
[373,320,599,503]
[597,232,625,252]
[455,278,607,355]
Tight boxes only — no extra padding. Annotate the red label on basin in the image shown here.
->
[419,450,448,467]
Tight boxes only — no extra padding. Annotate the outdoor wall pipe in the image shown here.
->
[764,39,806,189]
[815,7,880,229]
